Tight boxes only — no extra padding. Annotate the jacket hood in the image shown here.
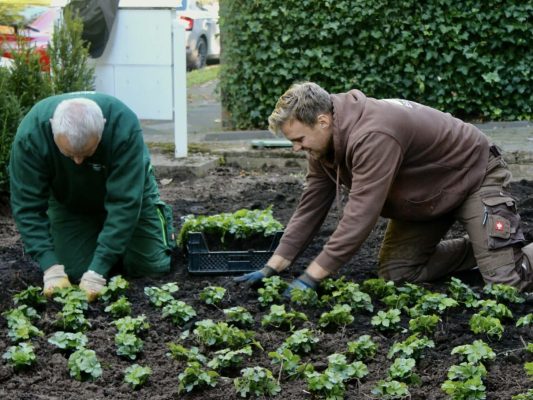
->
[330,90,367,167]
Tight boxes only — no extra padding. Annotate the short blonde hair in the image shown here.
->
[50,98,105,151]
[268,82,332,135]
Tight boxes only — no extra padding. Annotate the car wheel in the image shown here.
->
[194,37,208,69]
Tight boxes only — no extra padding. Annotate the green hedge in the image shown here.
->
[219,0,532,129]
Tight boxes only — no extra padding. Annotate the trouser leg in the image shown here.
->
[455,152,533,292]
[48,200,103,281]
[378,217,476,283]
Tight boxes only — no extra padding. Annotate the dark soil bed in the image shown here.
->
[0,166,532,399]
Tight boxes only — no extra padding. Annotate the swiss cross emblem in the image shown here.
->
[495,221,505,231]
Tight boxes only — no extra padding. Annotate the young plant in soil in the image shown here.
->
[104,296,132,318]
[305,353,368,400]
[53,287,89,310]
[371,308,402,332]
[12,285,47,308]
[115,330,144,360]
[408,314,441,335]
[199,286,226,306]
[483,283,525,304]
[290,287,319,307]
[469,313,504,339]
[329,282,373,312]
[516,313,533,327]
[207,345,252,371]
[193,319,256,349]
[388,357,420,385]
[161,299,197,325]
[4,307,43,342]
[268,347,313,380]
[48,331,88,351]
[361,278,396,298]
[381,292,411,311]
[280,328,320,354]
[441,372,486,399]
[525,362,533,378]
[234,366,281,398]
[124,364,152,389]
[261,304,307,330]
[167,343,207,364]
[346,334,378,361]
[318,304,354,329]
[223,306,254,327]
[67,348,102,381]
[371,379,410,399]
[2,342,36,370]
[55,304,91,332]
[388,334,435,360]
[257,276,288,306]
[451,340,496,364]
[144,282,179,307]
[474,299,514,320]
[512,389,533,400]
[448,277,480,307]
[112,315,150,335]
[409,292,458,317]
[100,275,129,303]
[178,361,219,394]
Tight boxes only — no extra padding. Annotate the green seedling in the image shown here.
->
[67,348,102,381]
[2,342,36,370]
[388,334,434,360]
[388,357,420,385]
[167,343,207,364]
[451,340,496,364]
[4,308,43,342]
[193,319,255,349]
[223,306,254,327]
[178,361,219,394]
[124,363,152,389]
[330,282,373,312]
[281,328,320,354]
[447,362,487,381]
[113,315,150,334]
[483,283,525,303]
[441,375,486,400]
[100,275,129,303]
[409,292,458,317]
[381,293,411,311]
[268,347,313,379]
[104,296,132,318]
[371,308,402,332]
[408,314,441,335]
[144,282,179,307]
[371,379,410,399]
[516,314,533,327]
[474,299,513,320]
[234,366,281,398]
[115,330,144,360]
[200,286,226,305]
[469,313,504,339]
[257,276,288,306]
[161,299,197,325]
[207,346,252,371]
[3,305,39,323]
[261,304,307,330]
[53,288,88,310]
[320,277,348,294]
[526,362,533,378]
[361,278,396,298]
[512,389,533,400]
[48,331,88,351]
[13,285,47,308]
[56,304,91,332]
[346,334,378,361]
[318,304,354,328]
[397,283,429,304]
[290,287,319,307]
[448,277,480,307]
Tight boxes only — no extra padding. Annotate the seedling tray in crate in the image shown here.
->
[187,231,283,275]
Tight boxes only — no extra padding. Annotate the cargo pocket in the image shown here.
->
[482,194,525,250]
[156,200,178,250]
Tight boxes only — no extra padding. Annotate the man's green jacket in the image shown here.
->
[9,92,156,276]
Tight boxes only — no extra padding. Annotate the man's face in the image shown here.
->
[281,114,333,160]
[54,134,100,165]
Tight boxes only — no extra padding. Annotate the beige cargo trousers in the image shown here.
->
[378,147,533,292]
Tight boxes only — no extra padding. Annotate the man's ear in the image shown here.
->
[317,113,331,128]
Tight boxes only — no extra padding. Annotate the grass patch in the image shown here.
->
[187,65,219,88]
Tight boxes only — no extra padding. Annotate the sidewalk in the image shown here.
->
[141,81,533,180]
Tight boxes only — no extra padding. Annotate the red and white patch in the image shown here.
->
[495,221,505,231]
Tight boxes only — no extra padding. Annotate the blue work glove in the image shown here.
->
[283,272,319,299]
[234,265,277,286]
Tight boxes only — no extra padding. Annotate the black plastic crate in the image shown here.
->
[187,231,283,275]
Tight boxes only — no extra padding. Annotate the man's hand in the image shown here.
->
[234,265,278,285]
[79,270,106,302]
[43,264,72,297]
[283,272,319,299]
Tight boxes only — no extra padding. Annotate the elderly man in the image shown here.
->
[236,82,533,296]
[10,92,175,301]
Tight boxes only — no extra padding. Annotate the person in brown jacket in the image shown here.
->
[235,82,533,297]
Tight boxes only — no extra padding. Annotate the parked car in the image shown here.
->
[176,0,219,70]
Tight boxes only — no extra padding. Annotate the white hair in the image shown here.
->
[50,98,105,151]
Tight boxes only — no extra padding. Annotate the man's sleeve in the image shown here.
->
[9,119,58,271]
[314,133,403,272]
[274,157,336,262]
[88,120,145,276]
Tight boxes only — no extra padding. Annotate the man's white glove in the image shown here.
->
[43,264,72,297]
[79,270,106,302]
